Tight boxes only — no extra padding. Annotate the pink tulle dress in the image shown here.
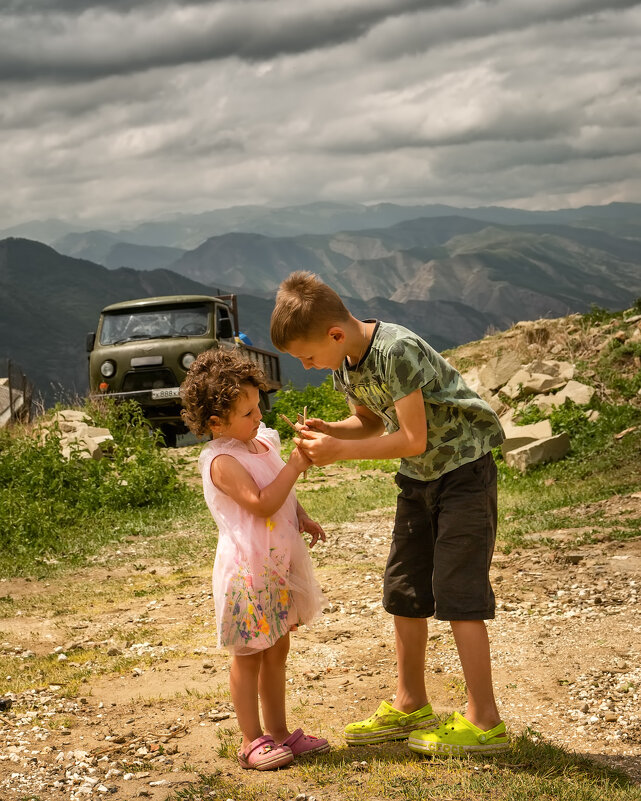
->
[199,424,326,655]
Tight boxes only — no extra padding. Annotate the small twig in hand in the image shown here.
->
[303,406,308,478]
[278,413,297,431]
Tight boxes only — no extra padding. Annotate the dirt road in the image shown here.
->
[1,494,640,799]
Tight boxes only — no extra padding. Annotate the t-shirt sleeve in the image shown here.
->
[384,338,437,402]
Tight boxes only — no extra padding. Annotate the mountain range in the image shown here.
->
[1,201,640,404]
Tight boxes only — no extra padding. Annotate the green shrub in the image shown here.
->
[0,400,185,571]
[583,303,617,325]
[263,376,350,440]
[514,403,548,426]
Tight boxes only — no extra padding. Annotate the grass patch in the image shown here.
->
[169,730,641,801]
[0,400,190,577]
[297,475,397,524]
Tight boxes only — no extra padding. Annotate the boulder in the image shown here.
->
[478,352,523,391]
[500,369,566,399]
[501,420,553,457]
[40,409,114,460]
[460,367,483,395]
[504,433,571,473]
[527,359,575,382]
[531,380,596,412]
[552,380,595,407]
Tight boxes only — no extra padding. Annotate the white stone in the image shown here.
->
[504,433,571,472]
[551,380,595,407]
[478,351,523,391]
[501,420,553,456]
[501,369,567,399]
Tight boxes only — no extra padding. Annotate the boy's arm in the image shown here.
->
[296,388,427,466]
[306,404,385,439]
[211,448,310,517]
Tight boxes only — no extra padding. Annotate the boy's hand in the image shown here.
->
[294,430,344,466]
[288,445,312,474]
[297,511,326,548]
[300,416,331,435]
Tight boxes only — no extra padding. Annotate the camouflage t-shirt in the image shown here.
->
[332,321,504,481]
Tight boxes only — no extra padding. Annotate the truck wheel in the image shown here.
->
[159,425,178,448]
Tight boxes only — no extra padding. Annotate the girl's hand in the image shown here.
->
[288,445,312,474]
[298,512,327,548]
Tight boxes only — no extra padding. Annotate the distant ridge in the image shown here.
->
[0,237,495,403]
[1,199,640,404]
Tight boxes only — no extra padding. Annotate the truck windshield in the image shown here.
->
[100,303,210,345]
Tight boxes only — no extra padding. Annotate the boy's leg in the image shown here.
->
[393,615,428,712]
[230,651,263,749]
[344,470,440,745]
[450,619,500,731]
[258,632,290,744]
[408,453,508,755]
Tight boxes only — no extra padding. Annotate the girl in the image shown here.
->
[181,348,329,771]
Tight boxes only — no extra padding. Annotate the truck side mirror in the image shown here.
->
[217,317,234,340]
[86,332,96,352]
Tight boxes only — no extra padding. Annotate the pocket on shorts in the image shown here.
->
[466,451,496,490]
[393,473,428,539]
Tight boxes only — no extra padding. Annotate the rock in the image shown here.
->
[551,380,595,407]
[504,433,571,472]
[501,420,553,457]
[41,409,114,461]
[501,369,566,400]
[478,352,523,391]
[528,359,575,382]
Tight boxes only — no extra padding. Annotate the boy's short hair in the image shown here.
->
[180,348,267,436]
[270,271,350,350]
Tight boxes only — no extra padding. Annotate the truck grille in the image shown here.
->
[122,368,177,392]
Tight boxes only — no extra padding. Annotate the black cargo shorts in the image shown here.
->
[382,451,497,621]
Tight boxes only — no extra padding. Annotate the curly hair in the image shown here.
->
[180,348,268,436]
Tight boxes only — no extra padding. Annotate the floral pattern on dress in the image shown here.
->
[220,557,292,648]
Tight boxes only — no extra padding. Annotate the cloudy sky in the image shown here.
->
[1,0,640,228]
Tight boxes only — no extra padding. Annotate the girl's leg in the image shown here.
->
[230,651,263,749]
[450,619,501,730]
[258,632,290,743]
[393,615,429,712]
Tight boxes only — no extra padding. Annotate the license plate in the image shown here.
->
[151,387,180,399]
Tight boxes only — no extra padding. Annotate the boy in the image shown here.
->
[269,271,508,756]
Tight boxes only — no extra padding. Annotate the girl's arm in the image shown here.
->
[211,447,310,518]
[296,501,326,548]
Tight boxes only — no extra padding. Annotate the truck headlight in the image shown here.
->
[181,352,196,369]
[100,360,116,378]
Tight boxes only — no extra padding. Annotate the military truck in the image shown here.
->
[86,294,281,445]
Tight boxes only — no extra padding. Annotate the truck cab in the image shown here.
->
[87,294,281,445]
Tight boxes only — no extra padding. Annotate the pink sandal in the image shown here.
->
[282,728,330,756]
[237,735,294,770]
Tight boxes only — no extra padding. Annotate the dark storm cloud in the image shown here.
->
[0,0,455,81]
[1,0,640,226]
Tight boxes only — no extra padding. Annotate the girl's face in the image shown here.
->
[210,383,262,442]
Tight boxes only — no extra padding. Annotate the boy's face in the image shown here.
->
[285,329,346,371]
